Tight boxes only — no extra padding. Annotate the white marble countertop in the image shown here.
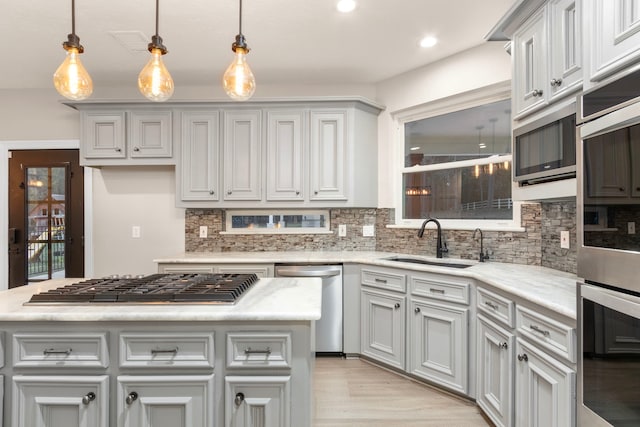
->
[0,277,322,322]
[155,251,578,319]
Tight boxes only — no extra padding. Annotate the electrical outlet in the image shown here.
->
[338,224,347,237]
[629,222,636,235]
[362,225,375,237]
[199,225,208,238]
[560,230,570,249]
[132,226,141,239]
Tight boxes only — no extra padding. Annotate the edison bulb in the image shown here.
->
[222,47,256,101]
[53,47,93,101]
[138,47,174,102]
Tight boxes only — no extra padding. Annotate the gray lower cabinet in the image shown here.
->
[225,376,291,427]
[409,297,469,395]
[360,287,405,370]
[514,338,575,427]
[157,263,274,278]
[476,314,514,427]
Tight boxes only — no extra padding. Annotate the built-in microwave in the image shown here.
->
[513,104,577,185]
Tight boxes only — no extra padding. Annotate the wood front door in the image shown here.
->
[8,149,84,287]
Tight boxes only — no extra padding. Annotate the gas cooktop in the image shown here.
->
[27,273,259,304]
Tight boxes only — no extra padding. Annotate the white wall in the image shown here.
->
[375,42,512,208]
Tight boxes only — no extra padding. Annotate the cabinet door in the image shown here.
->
[225,376,291,427]
[360,288,405,369]
[515,338,575,427]
[631,125,640,198]
[12,375,109,427]
[309,110,347,200]
[409,298,468,394]
[590,0,640,81]
[513,8,548,118]
[548,0,582,101]
[584,128,630,198]
[223,110,262,200]
[82,111,126,159]
[476,315,514,427]
[180,112,220,201]
[266,110,305,201]
[129,111,172,158]
[117,375,214,427]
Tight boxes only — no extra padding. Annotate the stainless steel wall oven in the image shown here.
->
[577,69,640,426]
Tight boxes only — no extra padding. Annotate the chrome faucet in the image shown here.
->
[417,218,448,258]
[473,228,489,262]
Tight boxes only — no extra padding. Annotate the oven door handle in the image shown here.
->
[276,269,341,278]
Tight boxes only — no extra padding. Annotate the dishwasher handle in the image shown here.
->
[276,268,341,278]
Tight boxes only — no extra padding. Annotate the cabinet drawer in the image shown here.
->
[477,287,515,328]
[361,268,406,293]
[157,263,216,274]
[13,333,109,368]
[516,305,576,363]
[226,332,292,369]
[119,332,214,368]
[410,274,470,305]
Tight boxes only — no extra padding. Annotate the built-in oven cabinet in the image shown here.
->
[76,108,174,167]
[584,0,640,88]
[510,0,582,120]
[157,262,274,278]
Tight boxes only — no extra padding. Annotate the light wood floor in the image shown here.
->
[313,357,491,427]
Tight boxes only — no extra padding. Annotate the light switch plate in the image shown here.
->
[560,230,570,249]
[628,222,636,235]
[199,225,208,238]
[132,226,141,239]
[362,225,375,237]
[338,224,347,237]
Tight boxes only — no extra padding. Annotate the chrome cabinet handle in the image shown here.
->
[550,78,563,87]
[82,392,96,405]
[532,89,543,97]
[430,288,445,294]
[151,347,179,355]
[44,348,72,356]
[227,190,232,195]
[296,191,300,195]
[314,191,319,195]
[414,307,421,313]
[126,392,138,405]
[133,147,140,152]
[394,303,400,309]
[235,392,245,406]
[517,353,528,362]
[374,278,388,284]
[115,148,122,152]
[244,347,271,355]
[484,301,499,310]
[530,325,550,337]
[499,342,508,350]
[209,190,215,195]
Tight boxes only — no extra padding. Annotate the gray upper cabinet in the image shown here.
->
[76,106,174,166]
[175,99,382,208]
[180,111,221,202]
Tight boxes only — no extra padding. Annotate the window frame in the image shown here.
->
[222,209,333,235]
[391,81,524,231]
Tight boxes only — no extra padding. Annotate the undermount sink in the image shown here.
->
[383,256,474,269]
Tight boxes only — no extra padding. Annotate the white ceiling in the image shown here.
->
[1,0,515,91]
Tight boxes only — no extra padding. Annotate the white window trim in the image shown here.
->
[222,209,333,235]
[390,81,525,232]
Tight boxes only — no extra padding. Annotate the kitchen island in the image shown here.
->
[0,277,322,427]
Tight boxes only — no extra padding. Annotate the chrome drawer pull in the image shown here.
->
[499,342,508,350]
[126,392,138,405]
[430,288,445,294]
[374,278,388,284]
[235,392,245,406]
[43,348,72,356]
[517,353,528,362]
[484,301,499,310]
[151,347,179,355]
[530,325,550,337]
[244,347,271,356]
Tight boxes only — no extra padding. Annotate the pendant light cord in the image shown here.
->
[238,0,243,35]
[155,0,160,37]
[71,0,76,35]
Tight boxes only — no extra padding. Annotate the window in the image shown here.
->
[395,83,521,229]
[224,210,331,234]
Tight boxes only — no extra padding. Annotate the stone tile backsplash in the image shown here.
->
[185,201,577,273]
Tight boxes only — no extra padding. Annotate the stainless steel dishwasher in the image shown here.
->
[275,264,343,355]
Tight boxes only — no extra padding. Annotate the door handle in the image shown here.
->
[9,228,17,244]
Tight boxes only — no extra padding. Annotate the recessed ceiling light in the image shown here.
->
[337,0,356,13]
[419,36,438,48]
[410,146,421,151]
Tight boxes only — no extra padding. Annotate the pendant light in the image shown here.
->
[222,0,256,101]
[138,0,174,102]
[53,0,93,100]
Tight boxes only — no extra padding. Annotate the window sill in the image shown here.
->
[220,230,334,236]
[387,224,526,233]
